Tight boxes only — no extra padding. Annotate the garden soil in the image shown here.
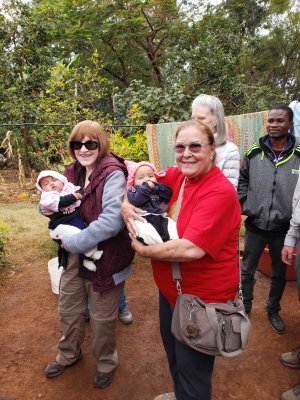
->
[1,169,300,400]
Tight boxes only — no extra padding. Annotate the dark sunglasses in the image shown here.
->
[69,140,99,151]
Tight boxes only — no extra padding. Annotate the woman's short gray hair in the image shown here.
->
[191,94,227,145]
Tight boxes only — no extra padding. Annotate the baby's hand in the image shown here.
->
[74,192,83,200]
[146,181,155,188]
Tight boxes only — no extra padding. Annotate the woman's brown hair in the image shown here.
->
[68,120,110,161]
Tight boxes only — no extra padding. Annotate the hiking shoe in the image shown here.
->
[45,350,83,378]
[281,382,300,399]
[268,312,285,334]
[153,393,176,400]
[281,347,300,368]
[93,371,114,389]
[118,305,133,325]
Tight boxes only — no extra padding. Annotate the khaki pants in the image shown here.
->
[56,253,124,373]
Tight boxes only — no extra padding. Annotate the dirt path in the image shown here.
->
[1,170,300,400]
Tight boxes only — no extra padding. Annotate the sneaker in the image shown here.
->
[153,393,176,400]
[118,305,133,325]
[281,382,300,399]
[45,349,83,378]
[268,312,285,334]
[93,371,114,389]
[281,347,300,368]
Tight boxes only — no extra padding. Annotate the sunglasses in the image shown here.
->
[69,140,99,151]
[173,142,211,154]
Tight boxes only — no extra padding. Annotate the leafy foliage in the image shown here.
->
[0,0,299,171]
[115,80,191,124]
[110,104,148,161]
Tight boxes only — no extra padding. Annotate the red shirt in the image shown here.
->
[154,166,241,306]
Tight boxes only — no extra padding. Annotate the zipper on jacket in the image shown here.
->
[266,167,277,231]
[275,148,296,167]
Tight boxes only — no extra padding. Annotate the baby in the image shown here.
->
[125,160,178,245]
[36,170,102,271]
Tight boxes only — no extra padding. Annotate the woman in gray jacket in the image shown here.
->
[191,94,240,188]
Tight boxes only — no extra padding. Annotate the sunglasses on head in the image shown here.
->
[69,140,99,151]
[173,141,211,154]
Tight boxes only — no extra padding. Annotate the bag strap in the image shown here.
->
[172,178,243,300]
[173,177,186,221]
[172,178,186,294]
[237,239,243,301]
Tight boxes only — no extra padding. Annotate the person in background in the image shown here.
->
[122,120,241,400]
[289,100,300,137]
[44,120,134,389]
[118,289,133,324]
[280,169,300,400]
[85,288,133,325]
[191,93,240,188]
[238,104,299,334]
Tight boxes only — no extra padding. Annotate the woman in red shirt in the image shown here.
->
[123,120,241,400]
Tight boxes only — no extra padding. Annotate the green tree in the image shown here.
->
[0,0,60,171]
[254,11,300,100]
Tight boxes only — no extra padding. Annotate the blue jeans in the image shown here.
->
[118,288,127,313]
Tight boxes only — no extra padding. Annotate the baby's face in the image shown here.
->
[134,166,157,186]
[39,176,64,192]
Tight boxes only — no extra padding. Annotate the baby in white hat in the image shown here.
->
[36,170,103,271]
[125,160,178,245]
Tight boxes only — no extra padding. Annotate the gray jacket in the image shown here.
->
[284,170,300,300]
[284,172,300,247]
[238,134,300,232]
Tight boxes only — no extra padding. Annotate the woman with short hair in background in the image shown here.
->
[191,94,240,188]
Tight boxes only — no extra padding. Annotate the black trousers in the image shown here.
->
[241,229,287,314]
[159,292,215,400]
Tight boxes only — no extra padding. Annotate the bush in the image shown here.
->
[110,103,149,162]
[110,129,148,162]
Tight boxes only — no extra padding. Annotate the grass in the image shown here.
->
[0,202,56,272]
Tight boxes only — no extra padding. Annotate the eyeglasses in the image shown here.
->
[173,142,211,154]
[69,140,99,151]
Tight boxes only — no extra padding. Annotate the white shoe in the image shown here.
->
[83,259,97,272]
[92,250,103,260]
[153,393,176,400]
[118,305,133,325]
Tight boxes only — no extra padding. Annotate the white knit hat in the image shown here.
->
[35,170,68,191]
